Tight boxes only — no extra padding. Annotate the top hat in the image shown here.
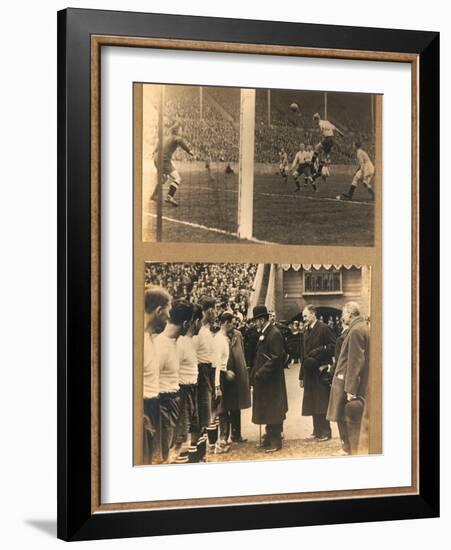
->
[252,305,270,320]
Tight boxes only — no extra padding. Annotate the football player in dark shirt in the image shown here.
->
[152,123,194,206]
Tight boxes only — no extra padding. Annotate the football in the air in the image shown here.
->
[336,195,341,200]
[290,102,299,112]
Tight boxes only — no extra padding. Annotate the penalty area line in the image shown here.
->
[259,191,374,206]
[144,212,276,245]
[190,184,374,206]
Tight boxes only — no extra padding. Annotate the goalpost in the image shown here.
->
[155,85,165,242]
[237,88,256,240]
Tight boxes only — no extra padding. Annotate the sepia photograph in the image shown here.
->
[56,5,439,540]
[138,262,378,466]
[136,84,380,245]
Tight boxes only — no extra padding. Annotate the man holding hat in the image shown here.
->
[300,304,336,442]
[327,302,370,455]
[250,305,288,453]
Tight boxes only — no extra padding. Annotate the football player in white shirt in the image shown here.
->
[313,112,344,154]
[305,144,314,163]
[143,285,172,464]
[155,299,194,463]
[174,304,203,451]
[196,296,217,432]
[291,143,312,192]
[340,141,375,201]
[212,312,235,453]
[311,112,344,186]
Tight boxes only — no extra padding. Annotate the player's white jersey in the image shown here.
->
[292,150,310,168]
[304,150,314,163]
[356,148,375,176]
[319,120,337,137]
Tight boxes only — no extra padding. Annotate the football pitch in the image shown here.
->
[142,164,375,245]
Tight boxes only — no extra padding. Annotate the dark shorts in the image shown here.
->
[159,391,181,461]
[197,363,215,428]
[321,136,335,154]
[143,397,160,464]
[175,384,200,444]
[198,363,215,390]
[296,164,311,176]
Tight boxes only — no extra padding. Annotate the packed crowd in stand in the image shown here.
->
[170,119,239,162]
[145,263,257,321]
[155,86,374,164]
[143,263,371,466]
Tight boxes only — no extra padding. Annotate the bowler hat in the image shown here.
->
[252,305,270,320]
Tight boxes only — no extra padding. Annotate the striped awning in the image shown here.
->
[280,264,362,271]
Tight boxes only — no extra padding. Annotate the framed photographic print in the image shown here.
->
[57,7,440,541]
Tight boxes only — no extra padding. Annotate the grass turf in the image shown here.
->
[142,165,375,245]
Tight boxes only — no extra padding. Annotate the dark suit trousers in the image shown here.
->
[337,419,351,453]
[265,423,283,448]
[313,414,331,438]
[219,410,242,442]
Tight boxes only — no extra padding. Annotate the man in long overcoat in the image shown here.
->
[244,320,259,369]
[327,302,370,454]
[217,325,251,443]
[250,306,288,452]
[300,304,336,441]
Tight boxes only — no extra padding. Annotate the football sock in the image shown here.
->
[295,179,300,190]
[347,185,356,198]
[168,184,177,198]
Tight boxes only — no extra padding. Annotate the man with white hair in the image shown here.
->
[327,301,370,455]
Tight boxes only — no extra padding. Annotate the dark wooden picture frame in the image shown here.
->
[57,8,439,541]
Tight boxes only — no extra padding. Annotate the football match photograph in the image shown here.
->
[135,83,381,246]
[137,262,380,466]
